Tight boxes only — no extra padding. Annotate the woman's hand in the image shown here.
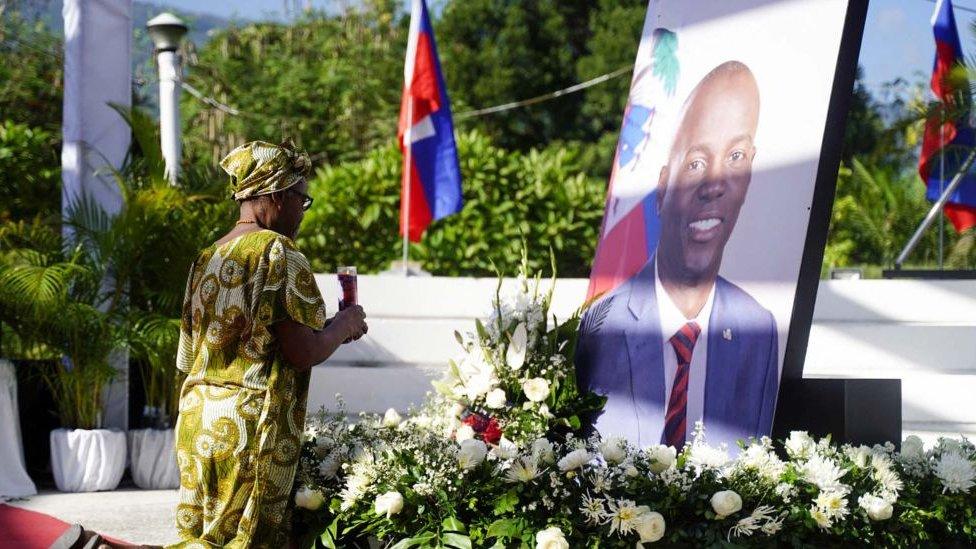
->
[273,306,368,371]
[331,305,368,342]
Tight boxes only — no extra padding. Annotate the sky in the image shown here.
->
[144,0,976,97]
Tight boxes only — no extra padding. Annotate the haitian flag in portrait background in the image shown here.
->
[587,28,678,300]
[919,0,976,233]
[398,0,463,242]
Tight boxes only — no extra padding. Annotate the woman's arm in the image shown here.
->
[273,305,367,371]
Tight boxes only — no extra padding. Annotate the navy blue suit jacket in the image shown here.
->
[575,260,779,449]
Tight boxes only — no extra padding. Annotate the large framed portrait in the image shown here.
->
[576,0,869,448]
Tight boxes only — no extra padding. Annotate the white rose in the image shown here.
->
[383,408,402,428]
[522,378,550,403]
[506,323,528,370]
[532,438,555,464]
[710,490,743,518]
[558,449,593,472]
[635,509,666,543]
[785,431,815,459]
[599,437,628,465]
[374,491,404,518]
[535,526,569,549]
[455,424,476,442]
[294,487,325,510]
[858,494,893,521]
[486,388,507,409]
[458,439,488,470]
[901,435,925,460]
[645,445,676,474]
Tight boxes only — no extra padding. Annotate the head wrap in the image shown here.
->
[220,140,311,201]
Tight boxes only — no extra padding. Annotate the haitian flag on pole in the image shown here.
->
[919,0,976,233]
[398,0,463,242]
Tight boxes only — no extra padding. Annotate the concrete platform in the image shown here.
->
[6,488,178,546]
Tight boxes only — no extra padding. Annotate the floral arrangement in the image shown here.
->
[293,265,976,548]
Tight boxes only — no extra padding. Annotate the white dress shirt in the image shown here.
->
[654,259,716,430]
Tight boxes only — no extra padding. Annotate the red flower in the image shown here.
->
[482,418,502,445]
[461,411,502,444]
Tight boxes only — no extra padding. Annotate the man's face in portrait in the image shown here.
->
[657,64,760,284]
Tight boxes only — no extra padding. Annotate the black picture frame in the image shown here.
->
[779,0,870,382]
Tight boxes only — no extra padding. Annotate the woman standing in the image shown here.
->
[169,141,367,548]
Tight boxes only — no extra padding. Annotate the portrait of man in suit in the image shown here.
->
[576,60,779,449]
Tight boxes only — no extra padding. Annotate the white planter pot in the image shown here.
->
[50,428,126,492]
[128,428,179,489]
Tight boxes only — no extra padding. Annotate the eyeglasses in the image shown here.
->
[287,188,314,211]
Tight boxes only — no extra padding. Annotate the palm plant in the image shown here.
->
[0,104,232,429]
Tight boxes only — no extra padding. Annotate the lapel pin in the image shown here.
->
[723,328,733,341]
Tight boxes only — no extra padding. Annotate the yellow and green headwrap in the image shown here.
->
[220,140,311,201]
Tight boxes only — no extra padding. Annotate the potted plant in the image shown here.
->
[0,219,127,492]
[126,316,184,489]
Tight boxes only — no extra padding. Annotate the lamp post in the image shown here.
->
[146,13,187,184]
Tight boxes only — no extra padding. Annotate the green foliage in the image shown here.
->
[824,159,951,272]
[296,131,605,277]
[0,121,60,222]
[0,9,63,133]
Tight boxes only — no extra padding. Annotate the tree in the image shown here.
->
[181,0,407,167]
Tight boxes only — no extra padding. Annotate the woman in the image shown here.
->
[169,141,367,548]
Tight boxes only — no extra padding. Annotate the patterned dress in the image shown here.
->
[169,230,327,548]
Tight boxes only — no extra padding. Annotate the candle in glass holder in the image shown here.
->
[337,266,358,311]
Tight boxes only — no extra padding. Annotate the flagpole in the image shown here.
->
[402,99,413,276]
[939,112,945,270]
[896,148,976,268]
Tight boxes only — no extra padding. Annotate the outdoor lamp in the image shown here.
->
[146,13,187,52]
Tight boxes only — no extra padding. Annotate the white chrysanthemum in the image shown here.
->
[505,456,541,483]
[382,408,402,428]
[785,431,816,460]
[809,505,832,530]
[605,499,643,536]
[687,443,730,472]
[934,451,976,494]
[558,448,593,472]
[580,493,606,525]
[737,444,785,482]
[728,505,782,539]
[814,490,849,521]
[801,454,848,493]
[599,436,628,465]
[844,445,873,469]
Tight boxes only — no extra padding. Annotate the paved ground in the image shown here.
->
[7,488,178,546]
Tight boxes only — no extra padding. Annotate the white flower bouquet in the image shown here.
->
[293,262,976,548]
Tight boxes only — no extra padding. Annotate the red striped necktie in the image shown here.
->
[661,321,701,448]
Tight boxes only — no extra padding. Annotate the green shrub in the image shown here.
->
[0,121,60,222]
[296,131,607,277]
